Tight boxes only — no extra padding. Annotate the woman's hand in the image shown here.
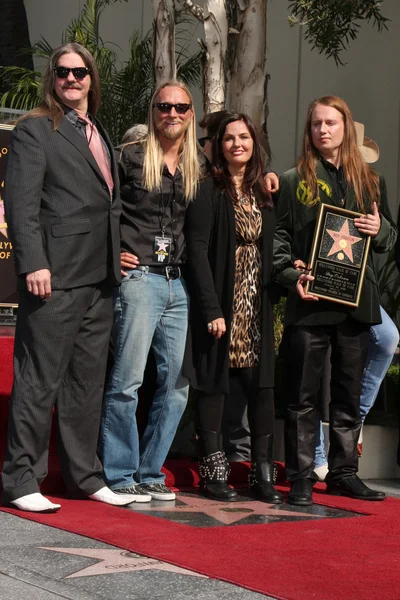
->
[354,202,381,238]
[207,318,226,340]
[296,273,319,301]
[121,252,139,276]
[264,172,279,193]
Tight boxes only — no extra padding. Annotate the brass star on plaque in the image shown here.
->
[326,219,362,263]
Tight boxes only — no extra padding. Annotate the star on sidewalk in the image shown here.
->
[40,547,207,579]
[128,493,324,525]
[326,219,362,262]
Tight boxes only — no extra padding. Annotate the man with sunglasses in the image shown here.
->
[1,43,144,512]
[99,80,201,501]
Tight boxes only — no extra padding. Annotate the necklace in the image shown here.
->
[236,189,250,206]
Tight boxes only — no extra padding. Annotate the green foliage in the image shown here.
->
[386,363,399,382]
[0,65,41,110]
[0,0,203,144]
[273,297,286,353]
[288,0,389,65]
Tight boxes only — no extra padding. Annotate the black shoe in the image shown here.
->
[113,485,152,503]
[287,479,314,506]
[251,480,283,504]
[136,483,176,501]
[202,481,238,501]
[326,475,386,501]
[249,462,283,504]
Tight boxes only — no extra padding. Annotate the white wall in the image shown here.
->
[24,0,400,214]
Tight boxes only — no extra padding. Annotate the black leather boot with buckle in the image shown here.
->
[249,434,283,504]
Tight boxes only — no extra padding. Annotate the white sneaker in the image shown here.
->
[10,492,61,513]
[313,464,329,482]
[88,486,139,506]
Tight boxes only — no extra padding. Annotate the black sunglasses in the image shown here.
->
[153,102,192,115]
[198,136,211,149]
[54,66,91,80]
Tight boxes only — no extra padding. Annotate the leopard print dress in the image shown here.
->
[229,197,262,368]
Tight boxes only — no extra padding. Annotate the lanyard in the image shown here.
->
[159,175,176,238]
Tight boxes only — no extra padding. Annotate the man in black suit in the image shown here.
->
[1,42,148,512]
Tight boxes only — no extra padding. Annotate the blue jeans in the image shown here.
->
[99,269,189,488]
[314,306,399,468]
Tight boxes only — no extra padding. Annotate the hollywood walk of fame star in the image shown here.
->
[39,547,207,579]
[157,240,169,252]
[326,219,362,263]
[128,493,324,525]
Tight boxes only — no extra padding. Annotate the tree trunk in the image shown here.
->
[152,0,176,87]
[0,0,33,96]
[229,0,270,157]
[202,0,228,113]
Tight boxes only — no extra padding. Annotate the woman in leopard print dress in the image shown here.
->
[185,113,281,503]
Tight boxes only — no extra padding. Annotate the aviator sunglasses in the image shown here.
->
[153,102,192,115]
[54,66,91,80]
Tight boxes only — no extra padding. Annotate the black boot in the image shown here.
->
[249,462,283,504]
[288,478,314,506]
[249,434,283,504]
[197,429,238,501]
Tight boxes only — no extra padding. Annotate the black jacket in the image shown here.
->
[184,177,276,394]
[273,161,397,327]
[4,115,121,289]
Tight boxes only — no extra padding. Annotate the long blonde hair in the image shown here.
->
[298,95,380,212]
[143,80,200,202]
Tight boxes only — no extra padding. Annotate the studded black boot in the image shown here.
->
[249,434,283,504]
[198,450,238,501]
[196,429,238,501]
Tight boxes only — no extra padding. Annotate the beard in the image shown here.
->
[156,119,190,141]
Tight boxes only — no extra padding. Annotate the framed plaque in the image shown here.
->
[305,203,371,307]
[0,123,18,324]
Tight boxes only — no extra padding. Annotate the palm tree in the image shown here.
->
[0,0,202,144]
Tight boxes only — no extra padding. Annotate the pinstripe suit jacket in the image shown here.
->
[4,114,121,290]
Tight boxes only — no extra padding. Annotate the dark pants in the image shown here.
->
[222,381,251,461]
[1,283,113,504]
[196,367,275,459]
[285,317,370,483]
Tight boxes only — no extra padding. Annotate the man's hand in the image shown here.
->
[296,273,319,301]
[26,269,51,299]
[354,202,381,237]
[207,318,226,340]
[264,172,279,193]
[294,259,307,271]
[121,252,139,276]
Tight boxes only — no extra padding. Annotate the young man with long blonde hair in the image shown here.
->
[273,95,396,506]
[99,80,200,501]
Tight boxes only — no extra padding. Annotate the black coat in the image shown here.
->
[4,115,121,290]
[184,177,276,395]
[273,162,397,327]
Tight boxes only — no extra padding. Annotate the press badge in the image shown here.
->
[154,236,172,263]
